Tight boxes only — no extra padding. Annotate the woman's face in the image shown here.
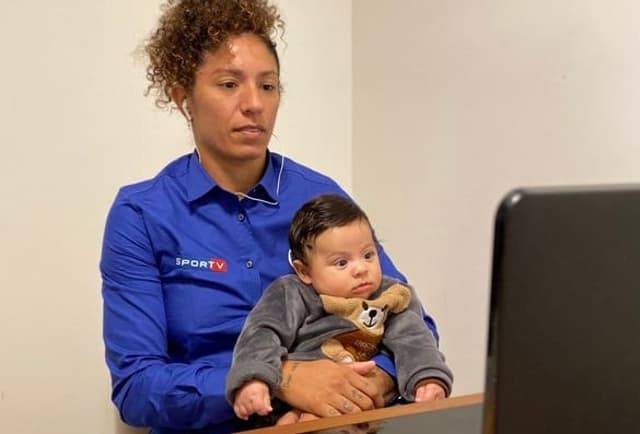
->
[187,33,280,168]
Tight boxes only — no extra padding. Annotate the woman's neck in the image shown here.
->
[198,152,267,194]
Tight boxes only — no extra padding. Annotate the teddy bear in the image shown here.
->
[319,283,411,363]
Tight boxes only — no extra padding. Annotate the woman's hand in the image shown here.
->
[275,408,319,425]
[276,359,395,417]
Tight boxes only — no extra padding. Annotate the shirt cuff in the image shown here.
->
[372,353,401,406]
[372,352,397,378]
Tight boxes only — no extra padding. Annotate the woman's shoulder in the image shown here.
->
[276,153,342,189]
[115,153,193,204]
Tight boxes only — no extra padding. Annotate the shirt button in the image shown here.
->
[245,260,254,269]
[238,213,245,222]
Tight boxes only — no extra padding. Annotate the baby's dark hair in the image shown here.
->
[143,0,284,109]
[289,194,373,264]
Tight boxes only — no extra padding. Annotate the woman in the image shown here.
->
[101,1,440,432]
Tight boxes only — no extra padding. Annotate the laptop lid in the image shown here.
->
[483,185,640,434]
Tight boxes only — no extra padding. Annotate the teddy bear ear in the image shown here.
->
[321,294,362,316]
[377,283,411,313]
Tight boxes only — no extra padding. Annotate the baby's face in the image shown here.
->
[301,220,382,299]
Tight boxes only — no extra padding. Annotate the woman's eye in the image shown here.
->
[262,83,277,91]
[220,82,237,89]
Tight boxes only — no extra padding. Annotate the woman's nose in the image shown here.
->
[240,84,264,114]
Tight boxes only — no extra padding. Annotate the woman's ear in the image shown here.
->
[292,259,312,285]
[171,85,190,121]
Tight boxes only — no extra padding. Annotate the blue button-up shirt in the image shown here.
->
[101,151,438,433]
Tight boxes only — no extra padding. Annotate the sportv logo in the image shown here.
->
[176,257,228,272]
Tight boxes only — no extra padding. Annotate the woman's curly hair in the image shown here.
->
[144,0,285,109]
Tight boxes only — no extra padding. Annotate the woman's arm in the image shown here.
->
[101,194,232,429]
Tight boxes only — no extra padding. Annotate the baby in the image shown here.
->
[226,194,453,421]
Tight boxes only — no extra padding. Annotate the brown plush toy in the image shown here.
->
[319,283,411,363]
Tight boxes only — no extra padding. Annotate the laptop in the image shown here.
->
[483,185,640,434]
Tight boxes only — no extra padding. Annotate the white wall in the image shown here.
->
[3,0,640,432]
[353,0,640,396]
[275,0,353,191]
[0,1,351,432]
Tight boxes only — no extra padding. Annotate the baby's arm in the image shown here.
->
[233,379,273,420]
[414,379,446,402]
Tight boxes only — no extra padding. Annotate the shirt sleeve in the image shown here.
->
[382,285,453,401]
[101,193,233,429]
[225,278,308,404]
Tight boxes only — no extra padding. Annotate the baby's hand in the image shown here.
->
[414,380,446,402]
[233,379,273,420]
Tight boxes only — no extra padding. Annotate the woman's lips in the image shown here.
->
[234,125,264,133]
[234,125,265,135]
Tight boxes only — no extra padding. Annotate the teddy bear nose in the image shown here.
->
[369,310,377,319]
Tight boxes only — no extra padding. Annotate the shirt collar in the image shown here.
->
[185,150,281,205]
[257,151,282,204]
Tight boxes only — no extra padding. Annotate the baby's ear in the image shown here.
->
[292,259,313,285]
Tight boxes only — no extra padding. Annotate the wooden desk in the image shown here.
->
[239,393,483,434]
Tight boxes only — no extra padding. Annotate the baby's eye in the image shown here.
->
[335,259,348,268]
[364,251,376,260]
